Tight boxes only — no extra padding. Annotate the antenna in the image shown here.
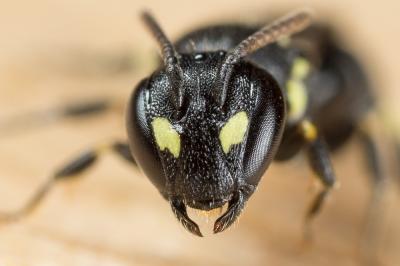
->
[214,9,314,107]
[141,11,184,109]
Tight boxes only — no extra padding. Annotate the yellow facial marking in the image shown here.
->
[151,117,181,158]
[219,111,249,154]
[301,120,318,141]
[286,57,311,122]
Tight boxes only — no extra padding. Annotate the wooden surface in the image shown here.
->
[0,1,400,265]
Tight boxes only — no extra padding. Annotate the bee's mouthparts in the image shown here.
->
[170,190,246,236]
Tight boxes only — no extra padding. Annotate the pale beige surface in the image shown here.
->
[0,1,400,265]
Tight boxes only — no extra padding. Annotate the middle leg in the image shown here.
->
[300,120,336,238]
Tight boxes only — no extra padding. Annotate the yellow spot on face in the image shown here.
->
[219,111,249,154]
[286,57,311,122]
[151,117,181,158]
[301,120,318,141]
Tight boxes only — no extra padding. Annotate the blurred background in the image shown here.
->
[0,0,399,265]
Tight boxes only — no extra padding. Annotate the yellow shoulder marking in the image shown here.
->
[292,57,311,80]
[286,57,311,122]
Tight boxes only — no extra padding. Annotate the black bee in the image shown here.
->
[0,9,381,238]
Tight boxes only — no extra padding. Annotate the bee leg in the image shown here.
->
[0,98,123,138]
[0,141,136,223]
[356,128,387,263]
[300,120,336,240]
[111,141,136,165]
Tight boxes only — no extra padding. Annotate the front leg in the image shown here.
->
[0,141,136,223]
[300,120,336,237]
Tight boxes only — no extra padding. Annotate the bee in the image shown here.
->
[0,9,386,239]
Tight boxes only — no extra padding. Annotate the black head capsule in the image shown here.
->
[126,10,312,236]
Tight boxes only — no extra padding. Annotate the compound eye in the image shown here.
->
[151,117,181,158]
[219,111,249,154]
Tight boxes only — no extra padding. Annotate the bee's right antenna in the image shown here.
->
[214,9,314,107]
[141,11,184,110]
